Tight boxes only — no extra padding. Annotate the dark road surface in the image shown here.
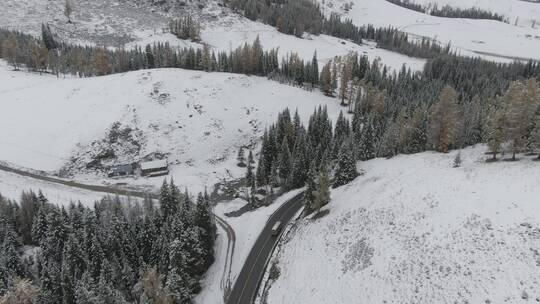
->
[227,192,305,304]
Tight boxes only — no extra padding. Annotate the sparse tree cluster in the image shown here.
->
[253,108,358,213]
[486,79,540,160]
[317,51,540,161]
[386,0,507,22]
[0,182,216,304]
[429,4,507,22]
[168,16,201,42]
[225,0,451,59]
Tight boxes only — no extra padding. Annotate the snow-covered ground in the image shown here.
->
[0,60,345,194]
[0,169,107,207]
[266,146,540,303]
[320,0,540,61]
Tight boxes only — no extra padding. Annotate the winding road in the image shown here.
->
[0,162,304,304]
[227,192,305,304]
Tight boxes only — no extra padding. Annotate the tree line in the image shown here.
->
[319,52,540,159]
[168,16,201,42]
[238,107,357,214]
[386,0,508,22]
[0,180,216,304]
[224,0,451,59]
[242,53,540,212]
[1,28,324,88]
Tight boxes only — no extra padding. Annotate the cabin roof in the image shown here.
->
[140,159,168,171]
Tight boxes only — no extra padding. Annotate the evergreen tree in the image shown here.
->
[165,267,190,304]
[41,24,57,50]
[333,138,359,188]
[237,146,246,167]
[278,137,292,185]
[304,162,318,213]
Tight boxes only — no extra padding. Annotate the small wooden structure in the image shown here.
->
[108,163,135,177]
[140,159,169,177]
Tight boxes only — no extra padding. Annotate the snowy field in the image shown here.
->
[0,169,108,207]
[320,0,540,61]
[0,60,345,194]
[266,146,540,303]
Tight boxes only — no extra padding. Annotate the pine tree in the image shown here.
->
[146,45,155,69]
[194,193,215,268]
[356,116,376,161]
[159,180,173,220]
[165,267,190,304]
[41,24,58,50]
[333,138,358,188]
[237,146,246,167]
[278,137,292,185]
[288,133,308,188]
[320,62,333,96]
[304,162,318,213]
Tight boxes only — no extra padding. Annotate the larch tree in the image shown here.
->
[487,107,506,161]
[93,48,110,76]
[524,79,540,152]
[313,167,330,214]
[429,85,459,153]
[505,81,528,160]
[2,33,19,70]
[534,115,540,160]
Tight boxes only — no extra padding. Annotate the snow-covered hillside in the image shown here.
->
[0,0,425,72]
[320,0,540,61]
[0,60,345,193]
[266,146,540,303]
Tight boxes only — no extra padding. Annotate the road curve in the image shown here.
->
[0,162,236,297]
[227,192,305,304]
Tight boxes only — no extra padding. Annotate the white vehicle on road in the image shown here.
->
[271,221,282,236]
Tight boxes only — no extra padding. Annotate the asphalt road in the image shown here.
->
[227,191,305,304]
